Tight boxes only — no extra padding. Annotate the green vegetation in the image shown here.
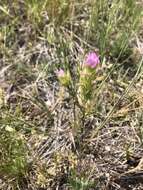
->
[0,0,143,189]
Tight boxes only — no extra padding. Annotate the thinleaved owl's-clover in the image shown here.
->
[84,52,100,69]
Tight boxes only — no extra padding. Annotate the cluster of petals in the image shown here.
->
[56,69,65,77]
[84,52,100,68]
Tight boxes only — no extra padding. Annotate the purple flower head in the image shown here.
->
[56,69,65,77]
[85,52,100,68]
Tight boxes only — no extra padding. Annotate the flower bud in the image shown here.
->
[56,69,71,87]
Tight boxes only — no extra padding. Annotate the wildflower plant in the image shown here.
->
[0,0,142,189]
[57,52,100,113]
[78,52,100,111]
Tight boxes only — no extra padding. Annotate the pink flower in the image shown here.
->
[85,52,100,68]
[56,69,65,77]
